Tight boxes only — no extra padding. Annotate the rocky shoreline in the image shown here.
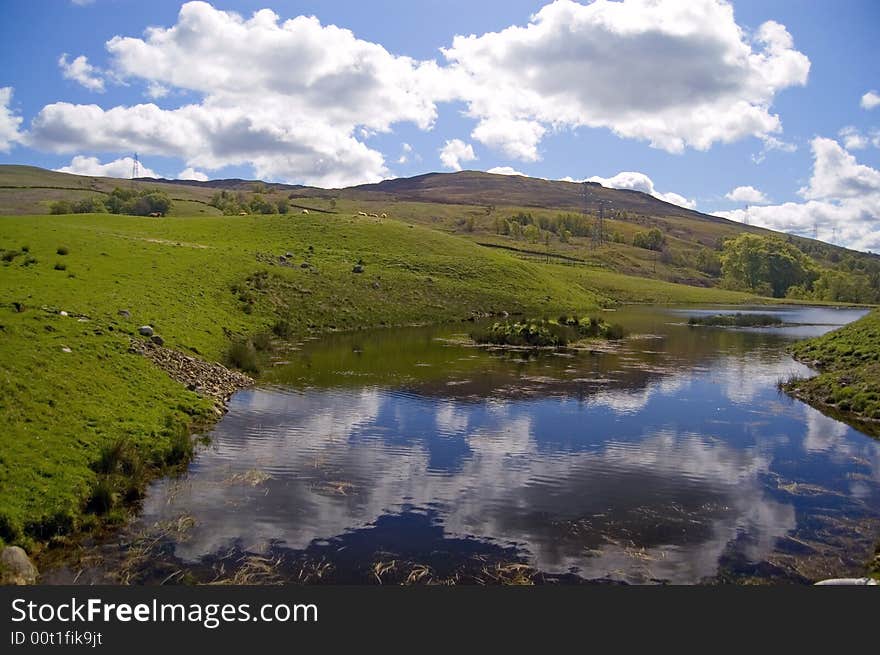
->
[128,338,254,411]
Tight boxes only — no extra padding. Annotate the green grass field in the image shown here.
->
[0,210,765,550]
[785,309,880,431]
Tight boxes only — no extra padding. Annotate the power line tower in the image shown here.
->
[131,153,140,180]
[742,204,750,226]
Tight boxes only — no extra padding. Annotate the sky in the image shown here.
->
[0,0,879,251]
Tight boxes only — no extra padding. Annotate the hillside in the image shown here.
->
[1,164,878,293]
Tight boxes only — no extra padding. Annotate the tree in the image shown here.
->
[721,234,815,297]
[633,228,665,251]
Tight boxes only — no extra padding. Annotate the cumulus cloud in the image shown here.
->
[55,155,158,178]
[397,142,413,164]
[23,1,814,185]
[178,167,208,181]
[0,87,23,152]
[838,125,880,150]
[487,166,526,176]
[861,91,880,110]
[471,117,545,161]
[441,0,809,159]
[584,171,696,209]
[29,2,453,186]
[145,82,169,99]
[439,138,476,171]
[716,137,880,251]
[725,185,769,204]
[58,54,105,92]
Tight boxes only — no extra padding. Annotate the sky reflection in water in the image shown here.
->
[139,305,880,583]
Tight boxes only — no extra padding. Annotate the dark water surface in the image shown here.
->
[55,305,880,584]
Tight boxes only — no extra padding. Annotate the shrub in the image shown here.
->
[54,262,67,271]
[86,478,115,515]
[227,340,259,374]
[272,319,294,338]
[56,246,69,255]
[165,428,193,466]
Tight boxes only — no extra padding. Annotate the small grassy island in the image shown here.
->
[471,316,625,347]
[783,310,880,435]
[688,313,784,327]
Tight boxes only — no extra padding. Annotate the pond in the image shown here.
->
[51,305,880,584]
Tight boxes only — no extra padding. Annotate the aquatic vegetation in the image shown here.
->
[688,313,783,327]
[471,315,626,347]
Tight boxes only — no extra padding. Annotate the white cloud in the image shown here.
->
[178,167,208,181]
[55,155,159,179]
[487,166,526,176]
[145,82,169,99]
[798,137,880,200]
[752,134,797,163]
[838,126,880,150]
[439,138,476,171]
[25,1,814,185]
[725,185,769,204]
[397,142,413,164]
[0,87,23,152]
[584,171,696,209]
[28,2,450,186]
[71,0,95,5]
[839,126,868,150]
[716,137,880,251]
[861,90,880,110]
[58,54,105,92]
[441,0,809,159]
[471,117,545,162]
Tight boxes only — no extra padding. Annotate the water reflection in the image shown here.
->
[67,306,880,584]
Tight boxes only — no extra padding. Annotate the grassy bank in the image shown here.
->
[784,310,880,436]
[0,211,760,554]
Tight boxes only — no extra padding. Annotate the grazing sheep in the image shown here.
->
[380,213,387,218]
[368,213,379,218]
[301,209,310,214]
[358,211,367,216]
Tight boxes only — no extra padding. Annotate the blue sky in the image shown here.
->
[1,0,879,250]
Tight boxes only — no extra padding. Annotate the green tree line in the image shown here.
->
[50,187,173,216]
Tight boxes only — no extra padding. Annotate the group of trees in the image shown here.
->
[632,228,665,251]
[49,188,173,216]
[493,211,626,245]
[209,189,292,215]
[720,233,880,302]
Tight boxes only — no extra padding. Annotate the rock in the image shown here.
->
[286,252,294,258]
[150,335,165,346]
[300,262,310,269]
[138,325,154,337]
[372,281,381,289]
[352,264,364,273]
[12,302,24,313]
[118,309,131,319]
[59,310,68,317]
[0,546,38,585]
[61,346,72,353]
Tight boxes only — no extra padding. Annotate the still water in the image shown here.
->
[65,305,880,584]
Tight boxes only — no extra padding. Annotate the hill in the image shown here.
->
[2,164,878,295]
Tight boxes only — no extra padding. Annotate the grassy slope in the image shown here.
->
[0,211,752,548]
[785,310,880,433]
